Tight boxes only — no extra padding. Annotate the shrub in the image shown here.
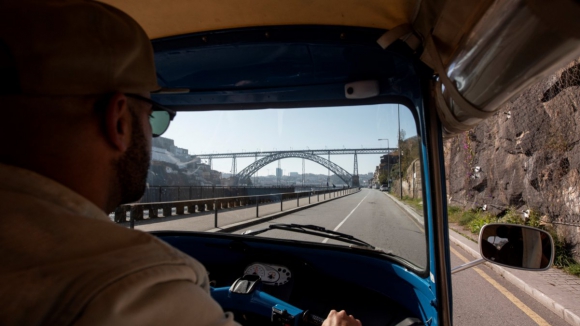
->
[459,209,479,226]
[468,214,495,234]
[527,209,542,228]
[565,264,580,277]
[499,207,525,225]
[551,231,576,267]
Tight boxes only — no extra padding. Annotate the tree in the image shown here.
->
[379,171,389,184]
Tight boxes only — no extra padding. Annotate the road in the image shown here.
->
[235,188,427,269]
[137,188,569,325]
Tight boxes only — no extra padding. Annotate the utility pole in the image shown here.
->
[398,104,402,198]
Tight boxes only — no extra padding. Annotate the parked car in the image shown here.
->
[380,184,389,192]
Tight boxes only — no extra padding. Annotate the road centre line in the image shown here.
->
[322,193,369,243]
[450,246,550,326]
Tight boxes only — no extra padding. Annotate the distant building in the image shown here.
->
[148,137,221,186]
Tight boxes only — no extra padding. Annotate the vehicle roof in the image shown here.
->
[100,0,417,40]
[100,0,484,71]
[99,0,580,135]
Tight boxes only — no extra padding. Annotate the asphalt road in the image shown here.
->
[236,188,428,269]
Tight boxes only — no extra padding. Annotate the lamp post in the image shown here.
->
[378,138,389,188]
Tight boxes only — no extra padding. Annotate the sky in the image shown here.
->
[162,103,418,177]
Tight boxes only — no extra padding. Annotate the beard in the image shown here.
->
[114,109,151,206]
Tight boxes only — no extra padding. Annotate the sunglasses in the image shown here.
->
[125,93,176,137]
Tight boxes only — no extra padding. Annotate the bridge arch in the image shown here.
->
[235,152,352,185]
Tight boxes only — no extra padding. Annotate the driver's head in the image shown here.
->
[0,0,164,212]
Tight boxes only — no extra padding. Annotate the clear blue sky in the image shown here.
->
[162,103,417,176]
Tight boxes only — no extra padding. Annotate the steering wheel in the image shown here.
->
[211,274,324,326]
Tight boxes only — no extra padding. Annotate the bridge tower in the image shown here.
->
[231,155,237,176]
[327,151,330,187]
[254,153,258,185]
[302,158,305,186]
[352,151,360,187]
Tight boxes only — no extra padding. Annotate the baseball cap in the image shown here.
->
[0,0,160,95]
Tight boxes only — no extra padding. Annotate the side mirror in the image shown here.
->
[479,224,554,271]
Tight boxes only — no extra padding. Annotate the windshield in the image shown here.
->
[117,104,427,270]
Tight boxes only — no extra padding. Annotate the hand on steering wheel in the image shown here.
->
[322,310,362,326]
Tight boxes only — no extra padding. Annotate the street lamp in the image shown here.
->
[378,138,389,187]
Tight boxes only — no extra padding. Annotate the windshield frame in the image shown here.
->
[147,25,433,277]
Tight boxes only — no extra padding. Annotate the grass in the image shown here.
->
[565,264,580,277]
[446,205,580,277]
[447,205,463,223]
[400,196,423,212]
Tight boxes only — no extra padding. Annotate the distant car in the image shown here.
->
[380,184,389,191]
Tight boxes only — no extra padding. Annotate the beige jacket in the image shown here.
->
[0,163,240,326]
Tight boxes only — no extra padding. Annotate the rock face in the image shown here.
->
[444,58,580,260]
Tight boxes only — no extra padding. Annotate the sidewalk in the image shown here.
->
[386,194,580,326]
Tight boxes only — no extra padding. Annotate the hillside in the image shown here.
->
[443,58,580,260]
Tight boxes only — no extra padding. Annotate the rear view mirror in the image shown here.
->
[479,224,554,271]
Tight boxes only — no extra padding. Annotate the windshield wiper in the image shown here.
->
[242,223,376,250]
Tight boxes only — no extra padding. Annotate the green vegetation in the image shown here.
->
[447,206,497,234]
[447,205,463,223]
[398,131,420,180]
[400,196,423,213]
[468,215,495,234]
[447,205,580,277]
[551,232,580,277]
[378,172,389,185]
[566,264,580,277]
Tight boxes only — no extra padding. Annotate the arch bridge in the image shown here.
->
[195,147,396,187]
[235,152,352,186]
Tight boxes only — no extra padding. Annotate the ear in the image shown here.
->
[103,92,131,153]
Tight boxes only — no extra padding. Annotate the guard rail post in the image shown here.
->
[130,210,134,229]
[309,191,311,204]
[280,194,283,211]
[214,200,218,228]
[297,193,299,207]
[256,196,259,217]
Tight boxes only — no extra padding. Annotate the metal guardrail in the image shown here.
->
[139,185,297,203]
[115,188,359,229]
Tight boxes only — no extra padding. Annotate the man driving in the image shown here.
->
[0,1,361,325]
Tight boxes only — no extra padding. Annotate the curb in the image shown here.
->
[386,194,580,326]
[384,193,424,226]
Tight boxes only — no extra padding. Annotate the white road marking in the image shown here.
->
[322,193,369,243]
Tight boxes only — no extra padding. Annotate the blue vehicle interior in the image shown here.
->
[150,26,444,326]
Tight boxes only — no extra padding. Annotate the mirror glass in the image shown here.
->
[479,224,554,270]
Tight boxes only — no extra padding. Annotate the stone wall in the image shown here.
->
[443,58,580,260]
[391,158,422,199]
